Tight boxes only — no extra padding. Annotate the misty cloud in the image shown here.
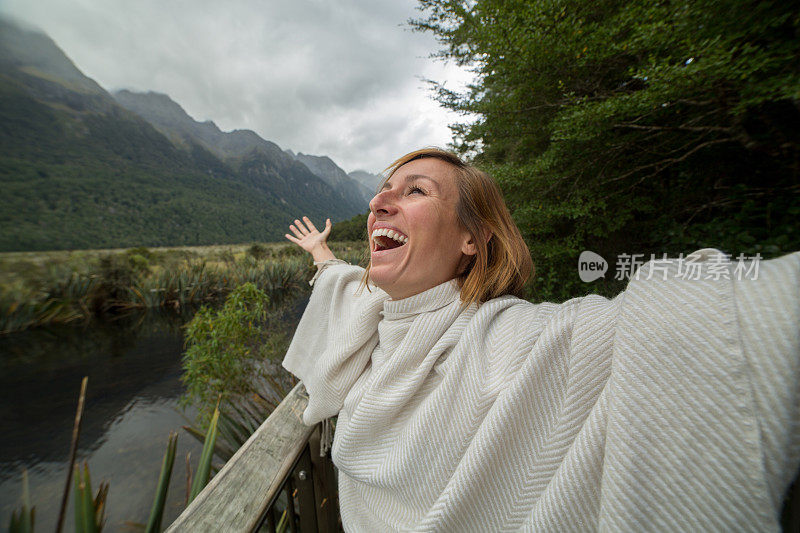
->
[0,0,472,172]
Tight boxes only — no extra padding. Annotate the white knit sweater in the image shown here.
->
[282,249,800,532]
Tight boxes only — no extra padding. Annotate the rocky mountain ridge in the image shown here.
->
[0,16,368,251]
[285,150,374,205]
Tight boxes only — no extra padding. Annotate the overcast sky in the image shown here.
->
[0,0,473,173]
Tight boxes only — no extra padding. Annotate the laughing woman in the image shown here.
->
[283,148,800,532]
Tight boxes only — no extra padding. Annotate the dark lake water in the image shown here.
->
[0,293,309,531]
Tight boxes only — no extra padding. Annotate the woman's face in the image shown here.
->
[367,158,476,300]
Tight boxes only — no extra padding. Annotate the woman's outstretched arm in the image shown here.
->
[285,216,336,262]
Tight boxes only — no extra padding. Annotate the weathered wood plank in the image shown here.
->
[166,382,314,532]
[292,445,318,533]
[308,430,340,533]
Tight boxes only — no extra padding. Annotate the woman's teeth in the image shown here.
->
[371,228,408,250]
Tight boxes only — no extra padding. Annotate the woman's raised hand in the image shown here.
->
[285,216,336,262]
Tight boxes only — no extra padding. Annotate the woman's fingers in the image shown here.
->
[287,216,333,259]
[294,219,309,235]
[288,216,329,249]
[303,216,318,233]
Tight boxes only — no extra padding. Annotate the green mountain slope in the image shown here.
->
[0,17,361,251]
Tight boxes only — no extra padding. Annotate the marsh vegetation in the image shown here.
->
[0,241,367,335]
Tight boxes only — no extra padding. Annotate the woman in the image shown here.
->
[283,148,799,532]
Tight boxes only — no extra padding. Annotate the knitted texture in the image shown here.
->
[282,249,800,532]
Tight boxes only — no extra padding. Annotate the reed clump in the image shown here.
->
[0,241,367,334]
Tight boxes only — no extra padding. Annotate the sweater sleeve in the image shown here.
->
[282,262,389,425]
[732,251,800,511]
[599,249,799,530]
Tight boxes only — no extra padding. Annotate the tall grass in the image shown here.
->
[0,241,370,334]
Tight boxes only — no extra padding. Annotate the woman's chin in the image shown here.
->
[370,245,407,280]
[368,265,395,288]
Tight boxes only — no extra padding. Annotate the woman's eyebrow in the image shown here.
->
[381,174,439,190]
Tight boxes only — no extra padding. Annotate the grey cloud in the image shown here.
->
[0,0,471,172]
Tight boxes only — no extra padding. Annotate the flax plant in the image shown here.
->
[144,433,178,533]
[72,463,109,533]
[7,470,35,533]
[0,243,320,334]
[187,406,220,503]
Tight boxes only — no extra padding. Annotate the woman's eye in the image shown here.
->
[408,186,426,195]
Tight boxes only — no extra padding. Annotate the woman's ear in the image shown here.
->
[461,227,491,256]
[461,238,478,257]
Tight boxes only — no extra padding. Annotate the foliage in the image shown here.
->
[247,243,268,260]
[181,376,292,463]
[95,254,142,309]
[0,244,314,334]
[187,406,220,504]
[181,283,291,423]
[329,212,369,241]
[337,247,370,268]
[73,463,109,533]
[144,433,178,533]
[412,0,800,301]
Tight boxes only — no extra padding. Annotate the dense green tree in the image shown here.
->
[413,0,800,300]
[181,283,290,423]
[329,212,369,241]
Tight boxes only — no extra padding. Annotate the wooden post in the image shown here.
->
[285,479,298,533]
[292,444,318,533]
[308,426,340,533]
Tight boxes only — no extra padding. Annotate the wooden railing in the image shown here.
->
[166,383,340,532]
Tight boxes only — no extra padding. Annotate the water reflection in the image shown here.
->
[3,315,181,452]
[0,293,309,530]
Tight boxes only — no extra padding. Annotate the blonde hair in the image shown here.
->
[361,148,532,306]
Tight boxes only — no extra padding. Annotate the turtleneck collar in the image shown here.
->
[381,278,462,319]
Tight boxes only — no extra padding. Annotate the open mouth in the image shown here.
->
[371,228,408,251]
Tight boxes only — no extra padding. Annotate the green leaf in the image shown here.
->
[73,465,86,533]
[145,432,178,533]
[188,406,220,503]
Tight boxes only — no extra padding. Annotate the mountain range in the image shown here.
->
[0,17,380,251]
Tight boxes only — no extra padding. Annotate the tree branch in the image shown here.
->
[601,137,736,185]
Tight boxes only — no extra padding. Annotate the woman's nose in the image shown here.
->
[369,189,398,216]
